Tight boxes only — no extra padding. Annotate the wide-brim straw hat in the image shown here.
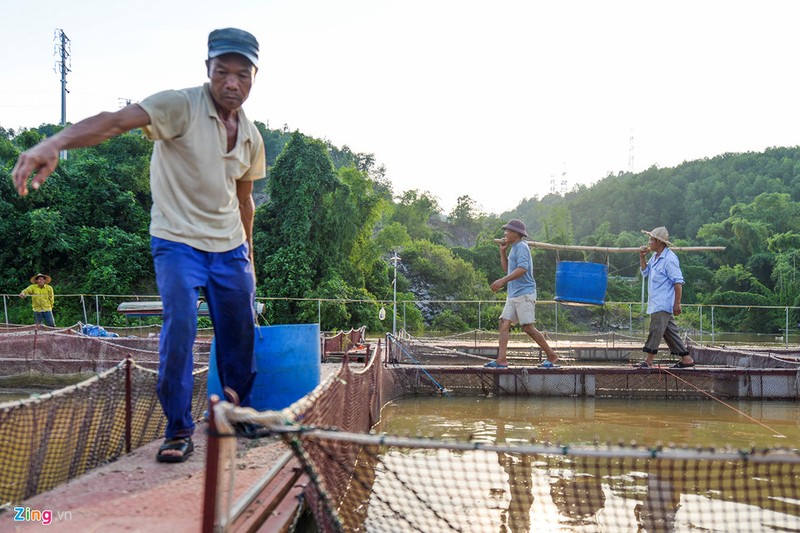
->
[502,219,529,238]
[641,227,672,247]
[30,273,52,284]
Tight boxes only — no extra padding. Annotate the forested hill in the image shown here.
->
[507,147,800,245]
[2,121,800,333]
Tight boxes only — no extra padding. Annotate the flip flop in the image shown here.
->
[156,437,194,463]
[671,361,696,368]
[484,361,508,368]
[632,361,653,368]
[538,360,560,368]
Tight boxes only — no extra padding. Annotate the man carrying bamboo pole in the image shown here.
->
[487,219,559,369]
[636,227,695,369]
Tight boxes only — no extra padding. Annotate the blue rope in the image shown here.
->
[389,335,450,396]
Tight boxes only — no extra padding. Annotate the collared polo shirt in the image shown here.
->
[641,247,685,314]
[138,83,266,252]
[507,240,536,298]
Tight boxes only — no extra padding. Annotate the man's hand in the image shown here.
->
[490,278,506,293]
[12,140,61,196]
[673,302,682,316]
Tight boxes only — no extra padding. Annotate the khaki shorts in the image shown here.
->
[500,293,537,325]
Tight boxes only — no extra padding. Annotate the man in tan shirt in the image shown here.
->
[12,28,265,463]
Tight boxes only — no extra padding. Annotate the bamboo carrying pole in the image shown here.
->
[493,239,726,253]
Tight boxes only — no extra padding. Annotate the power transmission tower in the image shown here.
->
[628,131,635,173]
[54,29,71,160]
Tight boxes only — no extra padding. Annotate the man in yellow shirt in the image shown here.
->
[19,273,55,327]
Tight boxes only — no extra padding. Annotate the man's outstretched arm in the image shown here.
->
[12,105,151,196]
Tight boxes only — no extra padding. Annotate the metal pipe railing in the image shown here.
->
[2,293,799,341]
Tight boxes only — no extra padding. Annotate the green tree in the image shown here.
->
[374,222,412,254]
[703,290,777,333]
[711,264,772,297]
[772,250,800,307]
[540,205,573,245]
[431,309,468,332]
[389,190,442,242]
[401,240,490,300]
[449,195,482,227]
[256,132,387,328]
[257,132,339,320]
[1,127,157,315]
[768,232,800,254]
[386,292,424,333]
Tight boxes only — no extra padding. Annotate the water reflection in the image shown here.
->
[633,462,681,533]
[338,397,800,532]
[496,424,534,532]
[378,396,800,449]
[338,444,800,532]
[549,467,605,528]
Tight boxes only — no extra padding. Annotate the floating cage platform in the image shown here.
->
[385,334,800,400]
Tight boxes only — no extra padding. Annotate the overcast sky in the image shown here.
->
[2,0,799,215]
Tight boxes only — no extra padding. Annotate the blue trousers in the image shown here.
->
[151,237,257,439]
[34,310,55,327]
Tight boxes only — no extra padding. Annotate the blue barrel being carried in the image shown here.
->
[554,261,608,305]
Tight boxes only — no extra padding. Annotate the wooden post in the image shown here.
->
[202,395,221,533]
[125,358,132,454]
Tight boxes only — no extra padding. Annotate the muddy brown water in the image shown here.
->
[359,396,800,532]
[377,396,800,447]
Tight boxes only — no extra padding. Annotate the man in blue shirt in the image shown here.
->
[635,226,695,368]
[487,219,559,369]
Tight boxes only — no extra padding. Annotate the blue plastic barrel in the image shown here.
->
[554,261,608,305]
[208,323,321,411]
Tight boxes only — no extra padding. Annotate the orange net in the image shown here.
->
[213,337,800,532]
[0,330,209,504]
